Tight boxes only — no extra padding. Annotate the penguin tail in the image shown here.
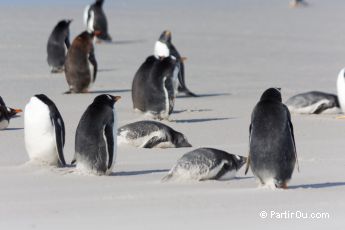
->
[161,173,173,182]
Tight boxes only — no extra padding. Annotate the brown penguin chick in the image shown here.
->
[64,31,99,93]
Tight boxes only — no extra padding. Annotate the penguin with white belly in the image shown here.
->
[154,30,197,97]
[73,94,121,175]
[246,88,298,189]
[0,96,22,130]
[24,94,66,166]
[132,56,180,120]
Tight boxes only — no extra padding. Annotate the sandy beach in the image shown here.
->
[0,0,344,229]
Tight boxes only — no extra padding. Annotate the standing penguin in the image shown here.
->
[245,88,298,189]
[73,94,121,175]
[64,31,98,93]
[47,19,72,73]
[24,94,66,166]
[154,30,197,97]
[0,96,22,130]
[84,0,112,42]
[132,56,179,120]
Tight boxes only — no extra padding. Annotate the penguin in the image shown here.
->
[64,31,98,93]
[337,68,345,113]
[285,91,340,114]
[154,30,197,97]
[84,0,112,42]
[162,148,247,181]
[73,94,121,175]
[24,94,66,166]
[245,88,299,189]
[117,120,192,148]
[132,55,180,120]
[0,96,22,130]
[47,19,72,73]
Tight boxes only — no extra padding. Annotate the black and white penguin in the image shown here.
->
[84,0,112,42]
[154,30,197,97]
[117,120,192,148]
[47,19,72,73]
[64,31,98,93]
[162,148,247,181]
[337,68,345,113]
[24,94,66,166]
[285,91,340,114]
[73,94,121,175]
[245,88,298,189]
[0,96,22,130]
[132,55,180,120]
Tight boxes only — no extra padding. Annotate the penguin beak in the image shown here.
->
[181,57,188,62]
[13,108,23,113]
[67,19,73,24]
[113,96,121,102]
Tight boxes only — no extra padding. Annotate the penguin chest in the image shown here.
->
[24,102,57,164]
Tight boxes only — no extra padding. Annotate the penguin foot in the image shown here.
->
[51,67,64,73]
[336,115,345,119]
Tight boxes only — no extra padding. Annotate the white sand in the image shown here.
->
[0,0,344,229]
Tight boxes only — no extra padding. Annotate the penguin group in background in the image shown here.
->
[64,31,98,93]
[162,148,247,181]
[132,55,180,120]
[72,94,121,175]
[47,20,72,73]
[24,94,66,166]
[0,96,22,130]
[84,0,112,42]
[285,91,340,114]
[246,88,298,189]
[154,30,197,97]
[117,120,192,148]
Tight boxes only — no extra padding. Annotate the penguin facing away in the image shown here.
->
[117,120,192,148]
[162,148,247,181]
[84,0,112,42]
[154,30,197,97]
[246,88,298,189]
[47,19,72,73]
[285,91,340,114]
[132,55,179,120]
[64,31,98,93]
[73,94,121,175]
[0,96,22,130]
[24,94,66,166]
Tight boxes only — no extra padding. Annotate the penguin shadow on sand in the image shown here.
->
[87,89,131,94]
[289,181,345,189]
[173,117,234,124]
[176,92,231,99]
[3,127,23,131]
[110,39,147,45]
[111,169,169,177]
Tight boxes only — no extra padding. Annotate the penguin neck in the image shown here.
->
[154,41,170,59]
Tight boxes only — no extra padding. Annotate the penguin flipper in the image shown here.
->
[88,47,97,82]
[142,136,164,148]
[214,163,231,180]
[52,116,66,167]
[104,124,114,169]
[288,113,300,172]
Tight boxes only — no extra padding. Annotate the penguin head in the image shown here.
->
[260,88,282,102]
[95,0,104,6]
[74,31,96,51]
[233,155,247,171]
[172,131,192,148]
[158,30,172,44]
[55,19,72,31]
[93,94,121,108]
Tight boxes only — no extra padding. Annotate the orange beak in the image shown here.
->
[14,109,23,113]
[113,96,121,102]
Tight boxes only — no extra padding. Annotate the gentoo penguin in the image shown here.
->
[337,68,345,113]
[0,96,22,130]
[117,120,192,148]
[132,55,180,120]
[154,30,197,97]
[47,19,72,73]
[64,31,98,93]
[24,94,66,166]
[285,91,340,114]
[162,148,247,181]
[245,88,298,189]
[73,94,121,175]
[84,0,112,42]
[289,0,308,8]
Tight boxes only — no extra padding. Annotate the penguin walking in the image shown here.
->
[73,94,121,175]
[154,30,197,97]
[285,91,340,114]
[132,56,180,120]
[64,31,98,93]
[245,88,299,189]
[84,0,112,42]
[162,148,246,181]
[0,96,22,130]
[117,120,192,148]
[24,94,66,166]
[47,20,72,73]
